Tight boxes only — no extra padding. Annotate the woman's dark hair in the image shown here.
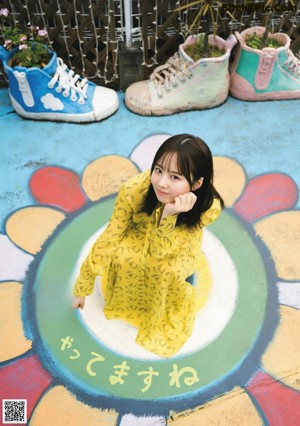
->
[142,133,224,227]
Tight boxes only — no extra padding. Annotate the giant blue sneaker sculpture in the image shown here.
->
[0,47,119,123]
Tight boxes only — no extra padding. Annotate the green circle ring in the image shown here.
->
[24,196,278,414]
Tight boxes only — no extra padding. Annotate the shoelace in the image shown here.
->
[150,53,192,97]
[47,58,89,103]
[284,49,300,77]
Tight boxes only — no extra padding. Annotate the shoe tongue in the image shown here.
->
[43,51,58,76]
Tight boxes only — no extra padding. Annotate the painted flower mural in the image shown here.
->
[0,134,300,426]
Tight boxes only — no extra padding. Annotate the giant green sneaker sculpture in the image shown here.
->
[230,26,300,101]
[125,34,236,116]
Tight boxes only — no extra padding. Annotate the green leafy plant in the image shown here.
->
[245,32,283,50]
[260,0,295,49]
[176,0,295,59]
[184,34,225,61]
[244,0,293,49]
[0,8,51,68]
[175,0,234,60]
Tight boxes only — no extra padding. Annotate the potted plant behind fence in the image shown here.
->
[230,0,300,101]
[124,0,237,116]
[0,8,119,123]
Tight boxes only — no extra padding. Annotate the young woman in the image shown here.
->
[73,134,224,357]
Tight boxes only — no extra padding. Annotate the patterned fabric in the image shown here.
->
[74,171,221,357]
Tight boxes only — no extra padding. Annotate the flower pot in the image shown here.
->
[0,46,119,123]
[125,33,237,116]
[230,26,300,101]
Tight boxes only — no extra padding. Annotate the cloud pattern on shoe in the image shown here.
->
[41,93,64,111]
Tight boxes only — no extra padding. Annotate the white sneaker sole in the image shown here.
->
[10,93,119,123]
[125,97,228,116]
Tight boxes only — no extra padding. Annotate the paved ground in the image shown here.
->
[0,88,300,426]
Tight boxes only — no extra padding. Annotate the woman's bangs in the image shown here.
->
[176,149,193,185]
[158,151,176,171]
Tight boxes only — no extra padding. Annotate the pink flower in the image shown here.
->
[38,29,48,37]
[19,44,28,51]
[20,35,27,42]
[4,39,12,48]
[0,8,9,17]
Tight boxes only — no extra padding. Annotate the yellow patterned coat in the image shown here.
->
[74,170,221,357]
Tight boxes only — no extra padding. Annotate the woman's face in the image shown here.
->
[151,153,192,204]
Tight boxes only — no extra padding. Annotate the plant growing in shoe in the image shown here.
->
[0,8,51,69]
[248,0,296,51]
[184,34,225,62]
[245,32,283,50]
[1,23,51,70]
[176,0,234,59]
[0,8,119,123]
[2,25,51,69]
[243,0,285,50]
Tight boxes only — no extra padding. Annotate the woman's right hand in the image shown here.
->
[72,296,85,309]
[161,192,197,219]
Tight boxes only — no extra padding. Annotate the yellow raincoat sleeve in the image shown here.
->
[73,172,150,297]
[200,198,222,226]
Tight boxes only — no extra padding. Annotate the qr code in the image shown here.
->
[2,400,27,424]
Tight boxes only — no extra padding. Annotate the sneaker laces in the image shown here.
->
[48,58,89,103]
[284,49,300,77]
[150,53,192,97]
